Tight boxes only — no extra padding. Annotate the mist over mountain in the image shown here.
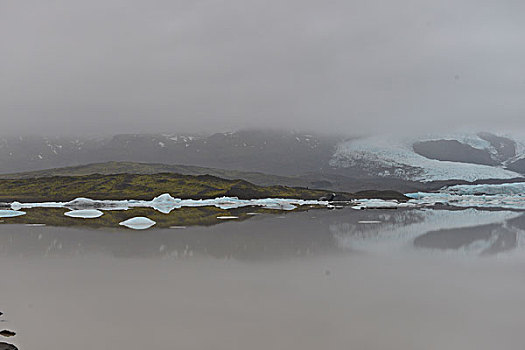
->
[1,129,524,193]
[0,130,343,176]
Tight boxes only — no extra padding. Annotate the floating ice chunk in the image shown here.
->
[217,216,239,220]
[444,182,525,196]
[351,199,415,210]
[64,209,104,219]
[151,193,179,204]
[10,202,22,210]
[119,217,156,230]
[358,221,382,224]
[254,198,297,210]
[25,223,46,227]
[66,197,129,210]
[0,210,26,218]
[149,194,182,213]
[66,197,95,206]
[11,201,64,210]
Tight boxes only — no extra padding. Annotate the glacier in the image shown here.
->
[330,133,523,182]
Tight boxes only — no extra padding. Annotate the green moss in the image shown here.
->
[0,173,345,202]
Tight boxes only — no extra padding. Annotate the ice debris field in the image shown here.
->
[1,182,524,229]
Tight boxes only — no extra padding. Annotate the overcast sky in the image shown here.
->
[1,0,524,136]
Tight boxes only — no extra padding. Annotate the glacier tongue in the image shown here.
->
[330,133,523,182]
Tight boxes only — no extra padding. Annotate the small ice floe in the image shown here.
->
[352,199,414,210]
[11,201,62,210]
[0,210,26,218]
[169,226,187,229]
[119,217,156,230]
[358,220,382,224]
[64,209,104,219]
[217,216,239,220]
[66,197,129,211]
[25,223,46,227]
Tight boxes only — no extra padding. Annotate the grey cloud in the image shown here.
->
[1,0,524,136]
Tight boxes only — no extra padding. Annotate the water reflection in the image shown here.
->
[1,207,524,259]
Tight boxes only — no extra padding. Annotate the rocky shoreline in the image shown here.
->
[0,311,17,350]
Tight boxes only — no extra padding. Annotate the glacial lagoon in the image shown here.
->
[2,190,525,350]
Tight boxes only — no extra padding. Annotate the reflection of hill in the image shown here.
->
[1,206,274,229]
[0,209,341,261]
[414,223,517,255]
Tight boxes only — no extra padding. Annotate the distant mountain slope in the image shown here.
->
[0,161,308,188]
[0,130,343,176]
[1,130,524,192]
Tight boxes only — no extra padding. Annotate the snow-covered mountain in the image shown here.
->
[330,132,525,182]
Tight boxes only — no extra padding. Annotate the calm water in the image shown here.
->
[2,207,525,349]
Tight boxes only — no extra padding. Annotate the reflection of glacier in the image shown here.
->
[333,209,524,255]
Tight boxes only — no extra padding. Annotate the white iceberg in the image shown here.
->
[217,216,239,220]
[64,209,104,219]
[0,209,26,218]
[351,199,415,210]
[148,193,182,213]
[66,197,129,210]
[119,217,156,230]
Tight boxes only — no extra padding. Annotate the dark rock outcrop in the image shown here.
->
[413,140,497,166]
[0,342,17,350]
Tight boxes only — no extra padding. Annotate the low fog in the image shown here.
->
[1,0,524,136]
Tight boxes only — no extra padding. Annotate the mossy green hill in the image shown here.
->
[0,173,333,202]
[0,172,407,203]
